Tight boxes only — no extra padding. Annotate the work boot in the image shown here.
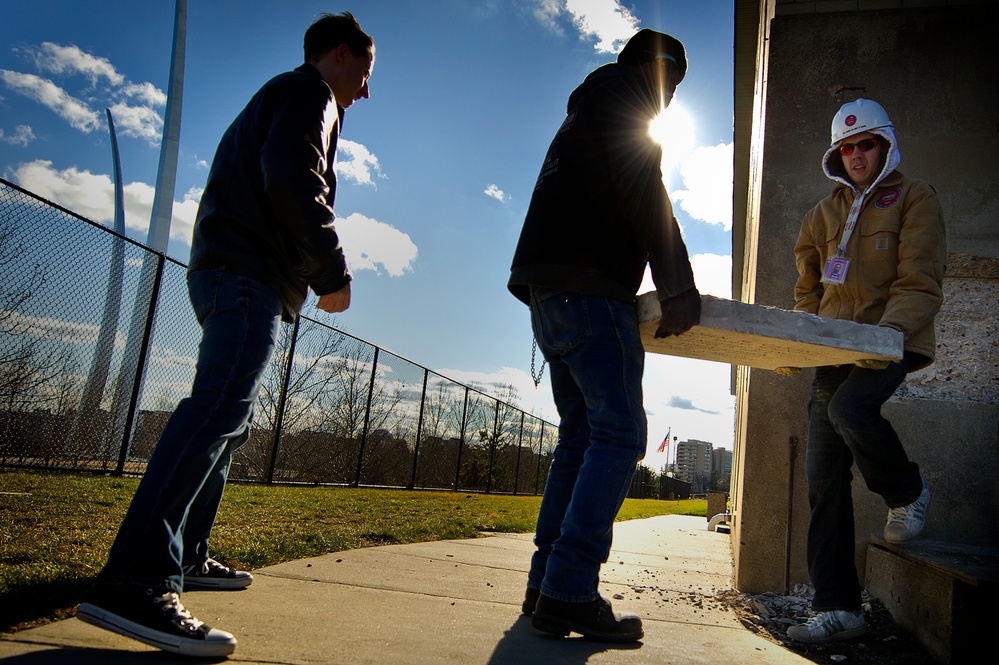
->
[531,594,643,642]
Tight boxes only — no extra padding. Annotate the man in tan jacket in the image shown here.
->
[784,99,946,644]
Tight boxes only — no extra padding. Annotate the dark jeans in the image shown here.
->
[805,353,924,611]
[97,268,283,593]
[526,288,647,602]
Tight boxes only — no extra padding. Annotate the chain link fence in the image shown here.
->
[0,178,558,494]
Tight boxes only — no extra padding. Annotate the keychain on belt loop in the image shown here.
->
[821,191,866,285]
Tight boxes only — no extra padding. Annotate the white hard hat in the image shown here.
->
[830,98,893,144]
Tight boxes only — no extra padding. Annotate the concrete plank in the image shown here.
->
[636,293,904,370]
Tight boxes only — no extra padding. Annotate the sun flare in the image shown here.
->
[649,101,694,180]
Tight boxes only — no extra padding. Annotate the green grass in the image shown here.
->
[0,470,705,633]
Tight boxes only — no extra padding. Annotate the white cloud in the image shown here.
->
[432,365,557,422]
[0,70,100,132]
[120,81,167,107]
[2,43,166,146]
[0,124,35,146]
[336,139,384,186]
[670,142,734,230]
[690,253,733,299]
[565,0,638,53]
[27,42,124,87]
[531,0,565,33]
[6,160,195,245]
[484,184,508,202]
[335,212,418,277]
[529,0,638,53]
[0,308,115,346]
[108,100,163,144]
[639,253,732,300]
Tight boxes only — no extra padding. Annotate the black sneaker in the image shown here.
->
[531,594,644,643]
[522,587,541,616]
[183,558,253,590]
[77,586,236,657]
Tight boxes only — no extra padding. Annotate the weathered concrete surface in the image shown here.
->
[637,293,903,370]
[0,515,812,665]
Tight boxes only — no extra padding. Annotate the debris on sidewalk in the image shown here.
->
[717,584,936,665]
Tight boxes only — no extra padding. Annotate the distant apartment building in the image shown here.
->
[712,448,732,477]
[675,439,713,491]
[712,447,733,491]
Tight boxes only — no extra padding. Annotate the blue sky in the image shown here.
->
[0,0,736,466]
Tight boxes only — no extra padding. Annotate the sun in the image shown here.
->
[649,100,694,181]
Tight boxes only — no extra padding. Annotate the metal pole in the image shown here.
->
[355,346,379,486]
[486,400,499,494]
[266,317,300,484]
[409,368,429,489]
[115,253,165,475]
[534,421,545,496]
[453,386,468,492]
[784,435,798,595]
[512,411,525,495]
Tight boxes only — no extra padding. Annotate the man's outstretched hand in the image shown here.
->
[317,283,351,313]
[655,287,701,338]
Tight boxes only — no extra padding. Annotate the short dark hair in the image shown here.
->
[304,11,374,62]
[618,28,686,88]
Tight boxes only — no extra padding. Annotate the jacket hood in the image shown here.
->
[567,62,664,120]
[822,124,901,194]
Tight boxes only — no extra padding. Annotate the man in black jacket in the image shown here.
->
[510,29,700,643]
[77,12,374,658]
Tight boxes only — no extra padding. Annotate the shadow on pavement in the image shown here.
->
[486,615,642,665]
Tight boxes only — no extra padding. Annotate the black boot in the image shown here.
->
[522,587,541,616]
[531,594,643,642]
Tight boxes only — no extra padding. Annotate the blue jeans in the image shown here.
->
[526,288,647,602]
[98,268,283,593]
[804,353,924,611]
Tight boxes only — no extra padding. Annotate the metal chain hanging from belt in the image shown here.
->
[530,337,547,387]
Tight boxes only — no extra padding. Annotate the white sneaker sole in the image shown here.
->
[183,575,253,590]
[77,602,236,657]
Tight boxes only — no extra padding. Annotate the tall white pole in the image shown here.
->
[107,0,187,459]
[68,109,127,464]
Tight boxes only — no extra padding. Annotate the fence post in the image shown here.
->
[453,386,469,492]
[115,253,165,476]
[355,346,379,486]
[409,368,429,490]
[512,412,525,495]
[486,400,499,494]
[266,316,301,484]
[534,420,545,496]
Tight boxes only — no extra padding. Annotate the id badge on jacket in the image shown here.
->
[821,256,850,284]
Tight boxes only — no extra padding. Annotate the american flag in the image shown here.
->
[657,427,671,453]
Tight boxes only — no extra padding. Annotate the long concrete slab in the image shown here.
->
[637,293,904,370]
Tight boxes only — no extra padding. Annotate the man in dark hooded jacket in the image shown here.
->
[509,29,700,642]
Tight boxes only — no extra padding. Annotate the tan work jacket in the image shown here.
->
[793,170,946,369]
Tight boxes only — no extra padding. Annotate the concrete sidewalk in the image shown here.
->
[0,514,809,664]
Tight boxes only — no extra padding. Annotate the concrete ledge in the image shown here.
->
[865,538,999,664]
[637,293,903,370]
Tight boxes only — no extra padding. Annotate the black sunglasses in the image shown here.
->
[838,138,880,156]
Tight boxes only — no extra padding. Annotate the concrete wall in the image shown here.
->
[732,2,999,593]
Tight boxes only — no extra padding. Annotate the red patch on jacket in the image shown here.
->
[876,188,902,209]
